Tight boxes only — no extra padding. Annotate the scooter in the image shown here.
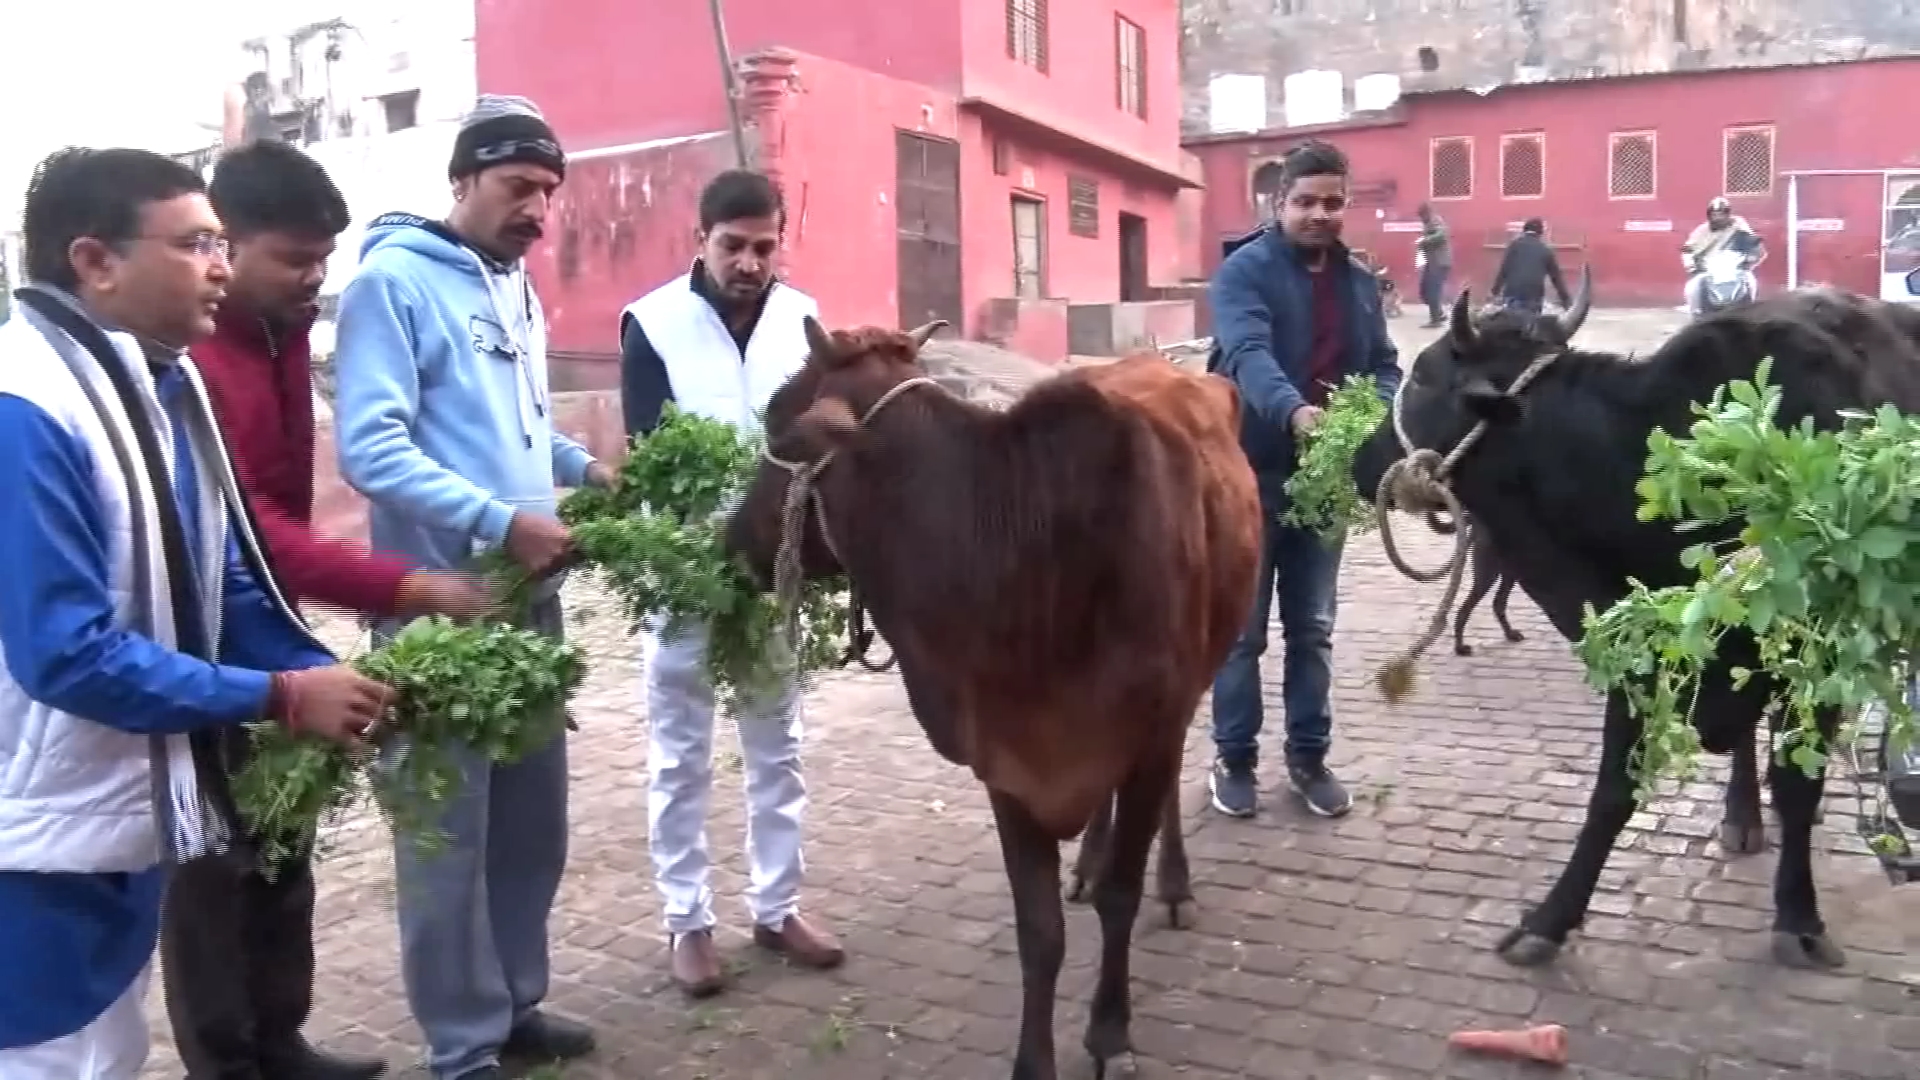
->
[1688,247,1757,319]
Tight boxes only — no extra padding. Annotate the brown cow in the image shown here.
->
[724,318,1262,1080]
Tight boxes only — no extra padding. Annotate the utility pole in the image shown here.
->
[707,0,750,166]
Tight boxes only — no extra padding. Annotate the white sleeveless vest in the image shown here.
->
[622,275,819,436]
[0,300,316,873]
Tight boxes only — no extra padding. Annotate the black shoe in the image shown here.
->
[451,1069,502,1080]
[502,1010,597,1063]
[258,1037,387,1079]
[1288,761,1352,817]
[1208,758,1258,818]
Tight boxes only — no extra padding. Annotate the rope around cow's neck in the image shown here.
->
[1370,347,1563,702]
[764,375,941,673]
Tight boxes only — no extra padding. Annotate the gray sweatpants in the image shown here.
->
[378,598,570,1080]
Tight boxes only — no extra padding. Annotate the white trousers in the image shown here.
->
[0,966,150,1080]
[642,619,807,935]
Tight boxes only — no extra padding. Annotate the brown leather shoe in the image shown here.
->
[752,913,847,970]
[670,929,726,998]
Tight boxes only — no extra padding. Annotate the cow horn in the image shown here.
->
[802,315,836,366]
[1449,289,1477,346]
[1560,265,1593,338]
[906,320,949,350]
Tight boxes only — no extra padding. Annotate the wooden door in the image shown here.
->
[895,131,964,331]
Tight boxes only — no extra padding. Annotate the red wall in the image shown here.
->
[957,0,1185,179]
[473,0,963,150]
[1190,58,1920,307]
[524,49,1186,369]
[532,133,740,386]
[956,114,1184,315]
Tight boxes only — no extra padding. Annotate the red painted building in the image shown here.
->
[474,0,1202,382]
[1186,57,1920,310]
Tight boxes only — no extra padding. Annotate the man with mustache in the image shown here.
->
[332,95,611,1080]
[1205,139,1402,821]
[164,139,492,1080]
[619,169,844,997]
[0,147,388,1079]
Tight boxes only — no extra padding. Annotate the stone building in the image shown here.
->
[1181,0,1920,133]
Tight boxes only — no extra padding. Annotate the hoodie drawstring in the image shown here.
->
[470,248,546,449]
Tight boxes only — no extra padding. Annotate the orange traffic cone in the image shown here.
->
[1447,1023,1568,1066]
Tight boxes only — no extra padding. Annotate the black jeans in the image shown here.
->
[1419,263,1450,323]
[162,847,319,1079]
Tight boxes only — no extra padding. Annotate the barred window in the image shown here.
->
[1500,133,1545,198]
[1723,125,1774,197]
[1608,131,1657,198]
[1429,137,1473,200]
[1008,0,1048,73]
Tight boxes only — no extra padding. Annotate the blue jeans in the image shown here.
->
[1211,515,1344,769]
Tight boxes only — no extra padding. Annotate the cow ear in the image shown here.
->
[1460,378,1524,423]
[797,395,859,445]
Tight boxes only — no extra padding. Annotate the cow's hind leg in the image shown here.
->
[1766,711,1845,969]
[1452,553,1499,656]
[1067,794,1112,903]
[1720,730,1767,855]
[1083,755,1174,1078]
[1497,692,1639,966]
[1490,573,1524,643]
[1154,780,1194,928]
[988,790,1067,1080]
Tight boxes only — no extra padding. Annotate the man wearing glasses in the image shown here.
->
[1204,139,1402,822]
[0,148,388,1078]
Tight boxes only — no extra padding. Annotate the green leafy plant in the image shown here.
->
[232,406,847,873]
[233,617,587,873]
[1283,375,1389,539]
[558,405,850,709]
[1577,359,1917,799]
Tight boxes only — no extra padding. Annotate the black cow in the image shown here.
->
[1354,279,1920,970]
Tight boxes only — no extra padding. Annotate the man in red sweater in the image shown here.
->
[164,140,490,1080]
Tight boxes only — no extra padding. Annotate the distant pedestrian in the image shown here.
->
[1490,218,1572,316]
[1414,202,1452,327]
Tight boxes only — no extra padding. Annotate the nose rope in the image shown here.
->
[1371,348,1563,701]
[763,375,941,673]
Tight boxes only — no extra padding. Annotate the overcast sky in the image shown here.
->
[0,0,348,223]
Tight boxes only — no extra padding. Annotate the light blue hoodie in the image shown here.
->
[333,212,596,579]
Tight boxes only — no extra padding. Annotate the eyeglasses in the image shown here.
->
[139,231,231,259]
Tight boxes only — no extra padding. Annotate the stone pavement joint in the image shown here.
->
[137,310,1920,1079]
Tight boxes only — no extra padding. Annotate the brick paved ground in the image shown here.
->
[140,310,1920,1079]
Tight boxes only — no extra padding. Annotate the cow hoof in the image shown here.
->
[1065,875,1093,903]
[1495,925,1564,967]
[1091,1050,1141,1078]
[1454,642,1474,656]
[1719,820,1769,855]
[1504,629,1525,643]
[1164,897,1196,929]
[1771,931,1846,970]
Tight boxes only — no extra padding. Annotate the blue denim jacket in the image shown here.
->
[1209,226,1403,510]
